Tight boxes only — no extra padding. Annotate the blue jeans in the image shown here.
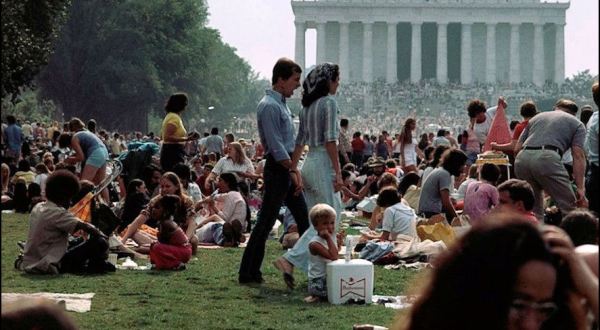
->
[239,154,308,280]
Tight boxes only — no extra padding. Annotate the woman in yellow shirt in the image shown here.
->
[160,93,199,171]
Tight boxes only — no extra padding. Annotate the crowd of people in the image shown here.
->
[1,57,598,329]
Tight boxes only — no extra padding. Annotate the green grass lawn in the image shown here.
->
[2,213,422,329]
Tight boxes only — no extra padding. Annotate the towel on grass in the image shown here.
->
[2,292,95,313]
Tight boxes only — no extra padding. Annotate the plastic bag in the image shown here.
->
[416,222,456,247]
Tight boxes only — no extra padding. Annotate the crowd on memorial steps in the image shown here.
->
[1,57,598,329]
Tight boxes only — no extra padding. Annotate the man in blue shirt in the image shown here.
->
[3,115,23,165]
[239,58,308,285]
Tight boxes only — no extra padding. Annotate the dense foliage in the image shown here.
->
[35,0,264,132]
[1,0,71,98]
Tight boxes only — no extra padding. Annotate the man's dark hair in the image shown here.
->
[480,163,501,185]
[560,209,599,246]
[497,179,535,211]
[45,170,81,207]
[272,57,302,85]
[172,163,191,183]
[555,99,578,115]
[509,120,519,131]
[467,99,487,118]
[441,149,468,177]
[203,132,210,137]
[353,131,361,138]
[436,129,446,137]
[210,127,219,135]
[520,101,537,118]
[58,133,72,149]
[376,187,400,208]
[580,105,594,126]
[340,118,349,128]
[6,115,16,124]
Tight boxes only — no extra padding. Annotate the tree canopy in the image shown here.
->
[1,0,71,98]
[36,0,263,132]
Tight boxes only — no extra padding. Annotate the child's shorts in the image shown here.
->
[308,276,327,298]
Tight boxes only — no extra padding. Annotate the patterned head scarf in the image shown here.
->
[303,63,337,96]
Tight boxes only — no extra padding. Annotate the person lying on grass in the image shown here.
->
[149,194,192,270]
[18,170,113,274]
[305,204,339,303]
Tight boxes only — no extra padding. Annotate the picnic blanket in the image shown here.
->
[2,292,95,313]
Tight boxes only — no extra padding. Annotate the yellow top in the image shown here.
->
[161,112,187,143]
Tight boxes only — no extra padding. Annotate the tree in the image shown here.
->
[1,0,71,98]
[36,0,262,133]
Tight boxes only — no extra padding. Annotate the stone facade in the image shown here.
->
[291,0,569,85]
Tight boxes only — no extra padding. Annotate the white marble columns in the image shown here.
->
[299,18,563,86]
[532,23,544,86]
[554,23,565,85]
[509,23,520,84]
[316,22,327,64]
[387,22,398,84]
[362,22,373,83]
[294,21,306,70]
[461,23,472,85]
[436,23,448,84]
[485,23,496,83]
[339,21,350,81]
[410,22,422,83]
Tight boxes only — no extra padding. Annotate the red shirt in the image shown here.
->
[512,120,529,140]
[351,137,365,153]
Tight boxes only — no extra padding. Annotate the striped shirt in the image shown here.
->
[295,95,339,147]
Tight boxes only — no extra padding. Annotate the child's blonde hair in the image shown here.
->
[309,203,336,227]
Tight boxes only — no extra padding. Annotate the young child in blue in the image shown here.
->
[305,204,339,303]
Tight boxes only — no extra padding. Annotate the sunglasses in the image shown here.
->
[510,298,558,321]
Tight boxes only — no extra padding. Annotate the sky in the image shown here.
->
[206,0,598,80]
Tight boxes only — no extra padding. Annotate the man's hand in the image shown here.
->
[290,169,303,196]
[576,188,588,208]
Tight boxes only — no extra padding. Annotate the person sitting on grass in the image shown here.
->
[362,187,418,241]
[463,163,501,225]
[195,173,249,233]
[18,170,112,274]
[149,194,192,270]
[194,173,247,247]
[305,204,339,303]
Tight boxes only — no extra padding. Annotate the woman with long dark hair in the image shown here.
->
[120,172,198,254]
[399,118,425,173]
[272,63,344,289]
[395,216,598,330]
[159,93,199,172]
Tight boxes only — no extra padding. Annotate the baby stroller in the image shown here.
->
[69,159,123,236]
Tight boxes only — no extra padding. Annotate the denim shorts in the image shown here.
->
[86,147,109,168]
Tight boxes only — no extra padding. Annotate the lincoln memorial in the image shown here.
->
[291,0,569,86]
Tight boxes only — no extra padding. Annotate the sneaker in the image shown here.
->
[14,254,23,270]
[173,263,186,271]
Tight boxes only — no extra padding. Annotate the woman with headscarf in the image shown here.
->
[273,63,344,289]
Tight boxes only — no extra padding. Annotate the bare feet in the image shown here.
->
[273,257,295,289]
[304,295,321,303]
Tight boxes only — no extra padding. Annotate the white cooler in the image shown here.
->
[326,259,374,305]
